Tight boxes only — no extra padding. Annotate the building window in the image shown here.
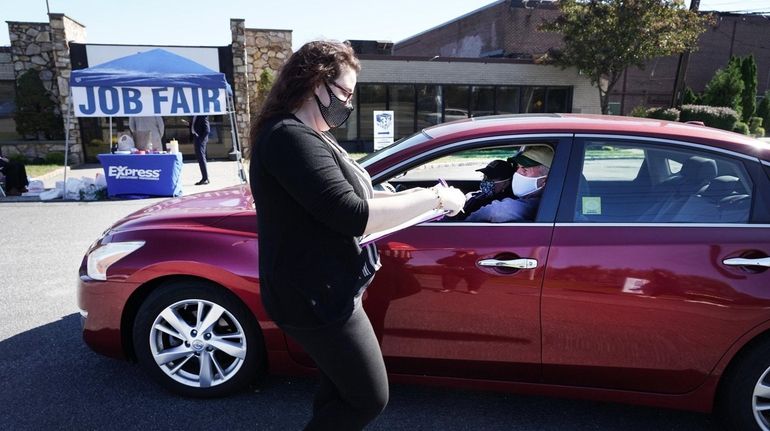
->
[496,86,520,114]
[388,84,416,139]
[444,85,470,122]
[471,86,495,117]
[607,102,621,116]
[357,84,387,141]
[333,84,574,144]
[546,87,571,113]
[522,87,547,113]
[416,85,441,129]
[79,115,232,163]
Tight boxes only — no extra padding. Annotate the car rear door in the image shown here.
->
[541,135,770,394]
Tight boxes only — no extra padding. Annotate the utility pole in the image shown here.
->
[671,0,700,108]
[45,0,50,14]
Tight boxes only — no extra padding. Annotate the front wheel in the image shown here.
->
[717,338,770,430]
[133,280,266,397]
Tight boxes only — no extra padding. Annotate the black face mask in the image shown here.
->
[315,83,354,128]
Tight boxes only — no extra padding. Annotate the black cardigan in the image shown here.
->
[250,115,372,327]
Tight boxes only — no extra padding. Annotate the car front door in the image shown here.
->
[541,135,770,394]
[360,136,570,383]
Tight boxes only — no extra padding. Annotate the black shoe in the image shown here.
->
[195,179,209,185]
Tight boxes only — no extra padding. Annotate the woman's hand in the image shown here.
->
[434,186,466,217]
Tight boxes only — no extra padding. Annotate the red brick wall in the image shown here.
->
[394,2,770,115]
[394,1,562,59]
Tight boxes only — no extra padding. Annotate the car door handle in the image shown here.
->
[723,257,770,268]
[477,258,538,269]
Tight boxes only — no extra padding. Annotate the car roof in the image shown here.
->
[421,114,770,160]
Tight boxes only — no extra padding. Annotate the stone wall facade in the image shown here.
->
[230,19,250,157]
[8,21,57,97]
[49,14,86,164]
[6,14,86,163]
[243,28,291,120]
[230,21,292,157]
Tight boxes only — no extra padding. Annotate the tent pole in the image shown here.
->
[227,94,245,184]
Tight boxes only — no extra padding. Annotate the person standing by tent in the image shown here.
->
[128,116,164,151]
[191,115,210,185]
[0,155,29,196]
[249,40,464,430]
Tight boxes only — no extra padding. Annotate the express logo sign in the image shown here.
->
[108,165,162,180]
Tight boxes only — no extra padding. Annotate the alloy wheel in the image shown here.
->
[148,299,247,388]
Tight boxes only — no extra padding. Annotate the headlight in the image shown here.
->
[86,241,145,281]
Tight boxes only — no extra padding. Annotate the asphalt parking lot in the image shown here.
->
[0,161,720,430]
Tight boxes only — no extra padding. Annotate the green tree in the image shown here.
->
[703,58,744,115]
[255,68,275,111]
[540,0,710,114]
[757,90,770,129]
[13,68,63,140]
[740,55,758,122]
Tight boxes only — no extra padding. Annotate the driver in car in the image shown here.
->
[464,146,553,222]
[447,159,515,221]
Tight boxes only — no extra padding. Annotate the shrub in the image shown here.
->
[44,152,65,165]
[682,87,701,105]
[646,107,680,121]
[629,106,648,118]
[13,69,63,140]
[703,59,744,115]
[754,127,766,137]
[733,121,750,135]
[680,105,740,131]
[9,153,28,164]
[749,116,763,133]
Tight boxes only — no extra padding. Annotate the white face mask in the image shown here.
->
[512,172,546,197]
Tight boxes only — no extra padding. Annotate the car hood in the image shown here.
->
[108,185,254,233]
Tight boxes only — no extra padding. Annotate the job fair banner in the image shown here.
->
[72,86,227,117]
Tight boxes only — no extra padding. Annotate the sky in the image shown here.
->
[2,0,770,50]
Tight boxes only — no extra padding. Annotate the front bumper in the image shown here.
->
[78,274,141,359]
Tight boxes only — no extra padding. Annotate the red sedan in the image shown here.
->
[79,114,770,430]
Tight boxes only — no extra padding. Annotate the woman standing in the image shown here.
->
[249,40,464,430]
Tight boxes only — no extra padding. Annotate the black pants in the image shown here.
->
[280,300,389,431]
[194,135,209,181]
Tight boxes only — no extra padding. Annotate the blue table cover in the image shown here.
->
[97,153,183,198]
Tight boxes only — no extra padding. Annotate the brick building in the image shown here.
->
[393,0,770,115]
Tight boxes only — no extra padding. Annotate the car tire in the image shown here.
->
[716,338,770,431]
[133,279,266,397]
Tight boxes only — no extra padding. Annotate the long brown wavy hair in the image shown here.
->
[248,40,361,155]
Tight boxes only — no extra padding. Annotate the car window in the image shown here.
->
[377,142,557,223]
[583,146,645,181]
[394,146,522,183]
[575,140,753,223]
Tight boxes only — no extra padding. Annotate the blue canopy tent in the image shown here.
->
[64,48,246,192]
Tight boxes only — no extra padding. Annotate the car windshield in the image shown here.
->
[357,131,432,168]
